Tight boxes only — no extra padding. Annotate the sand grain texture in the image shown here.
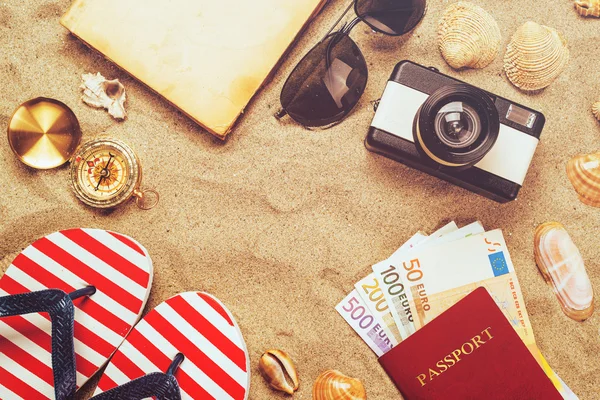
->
[1,0,599,398]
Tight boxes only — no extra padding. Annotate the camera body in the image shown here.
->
[365,60,545,203]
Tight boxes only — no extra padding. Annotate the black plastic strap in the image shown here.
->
[0,288,94,400]
[90,372,182,400]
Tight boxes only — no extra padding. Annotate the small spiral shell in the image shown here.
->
[438,2,501,69]
[504,21,569,91]
[313,370,366,400]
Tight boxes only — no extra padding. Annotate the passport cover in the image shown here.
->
[378,287,562,400]
[61,0,327,139]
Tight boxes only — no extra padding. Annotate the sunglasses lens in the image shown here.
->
[280,33,368,127]
[355,0,426,35]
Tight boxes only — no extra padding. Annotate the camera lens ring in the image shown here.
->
[414,84,500,169]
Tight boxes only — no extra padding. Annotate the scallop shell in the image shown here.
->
[574,0,600,17]
[567,152,600,207]
[80,72,127,119]
[593,101,600,121]
[438,2,501,69]
[258,349,299,394]
[534,222,594,321]
[504,22,569,91]
[313,370,366,400]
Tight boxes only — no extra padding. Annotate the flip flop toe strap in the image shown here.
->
[91,372,182,400]
[0,288,92,400]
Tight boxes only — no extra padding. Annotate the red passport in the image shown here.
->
[378,287,562,399]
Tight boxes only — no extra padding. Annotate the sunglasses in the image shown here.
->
[276,0,426,128]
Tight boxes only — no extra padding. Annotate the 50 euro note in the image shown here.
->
[410,272,579,399]
[355,232,428,344]
[373,221,484,339]
[335,290,395,356]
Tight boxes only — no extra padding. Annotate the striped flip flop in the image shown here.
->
[91,292,250,400]
[0,228,153,400]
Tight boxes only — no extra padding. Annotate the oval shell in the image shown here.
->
[574,0,600,17]
[534,222,594,321]
[258,349,299,394]
[313,370,366,400]
[567,152,600,207]
[504,22,569,91]
[593,101,600,121]
[438,2,501,69]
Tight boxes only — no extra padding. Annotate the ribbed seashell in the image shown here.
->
[593,101,600,121]
[258,349,299,394]
[567,152,600,207]
[534,222,594,321]
[313,370,366,400]
[504,22,570,91]
[438,2,501,69]
[574,0,600,17]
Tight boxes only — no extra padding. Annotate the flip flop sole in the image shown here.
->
[0,228,153,399]
[93,292,250,400]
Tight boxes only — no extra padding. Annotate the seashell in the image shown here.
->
[313,370,366,400]
[258,349,299,394]
[574,0,600,17]
[593,101,600,121]
[567,151,600,207]
[534,222,594,321]
[504,22,569,91]
[80,72,127,119]
[438,2,501,69]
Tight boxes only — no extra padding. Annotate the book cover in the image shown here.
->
[378,287,562,400]
[61,0,327,139]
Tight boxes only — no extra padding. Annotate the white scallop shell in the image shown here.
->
[438,2,501,69]
[504,22,569,91]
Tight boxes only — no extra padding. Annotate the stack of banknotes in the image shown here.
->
[336,221,578,399]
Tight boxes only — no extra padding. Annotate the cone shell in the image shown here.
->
[258,349,299,394]
[567,152,600,207]
[534,222,594,321]
[574,0,600,17]
[593,101,600,121]
[504,22,569,91]
[438,2,501,69]
[313,370,366,400]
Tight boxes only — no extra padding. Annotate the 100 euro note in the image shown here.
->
[410,272,578,399]
[354,232,428,343]
[373,221,484,339]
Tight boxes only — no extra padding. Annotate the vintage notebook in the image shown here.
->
[378,287,562,400]
[61,0,327,139]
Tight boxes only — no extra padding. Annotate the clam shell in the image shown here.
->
[574,0,600,17]
[80,72,127,119]
[567,152,600,207]
[593,101,600,121]
[534,222,594,321]
[313,370,366,400]
[258,349,299,394]
[438,2,501,69]
[504,22,569,91]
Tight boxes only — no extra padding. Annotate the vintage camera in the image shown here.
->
[365,60,545,203]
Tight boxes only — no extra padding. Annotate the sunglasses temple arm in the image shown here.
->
[275,108,287,119]
[320,0,355,42]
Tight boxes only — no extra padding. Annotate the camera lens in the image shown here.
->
[414,84,499,170]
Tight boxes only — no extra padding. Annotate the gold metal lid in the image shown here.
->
[7,97,82,169]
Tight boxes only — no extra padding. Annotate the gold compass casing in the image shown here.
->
[7,97,82,169]
[70,138,142,208]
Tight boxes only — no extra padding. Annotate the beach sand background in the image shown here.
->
[1,0,599,398]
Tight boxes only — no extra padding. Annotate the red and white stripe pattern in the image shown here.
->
[93,292,250,400]
[0,228,153,400]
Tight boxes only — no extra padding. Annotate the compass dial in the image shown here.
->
[71,139,141,208]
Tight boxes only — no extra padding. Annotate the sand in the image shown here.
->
[1,0,599,398]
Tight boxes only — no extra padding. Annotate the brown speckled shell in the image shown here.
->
[574,0,600,17]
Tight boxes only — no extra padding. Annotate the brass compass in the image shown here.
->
[70,138,158,209]
[7,97,158,210]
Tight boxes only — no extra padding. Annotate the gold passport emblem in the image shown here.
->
[416,327,494,387]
